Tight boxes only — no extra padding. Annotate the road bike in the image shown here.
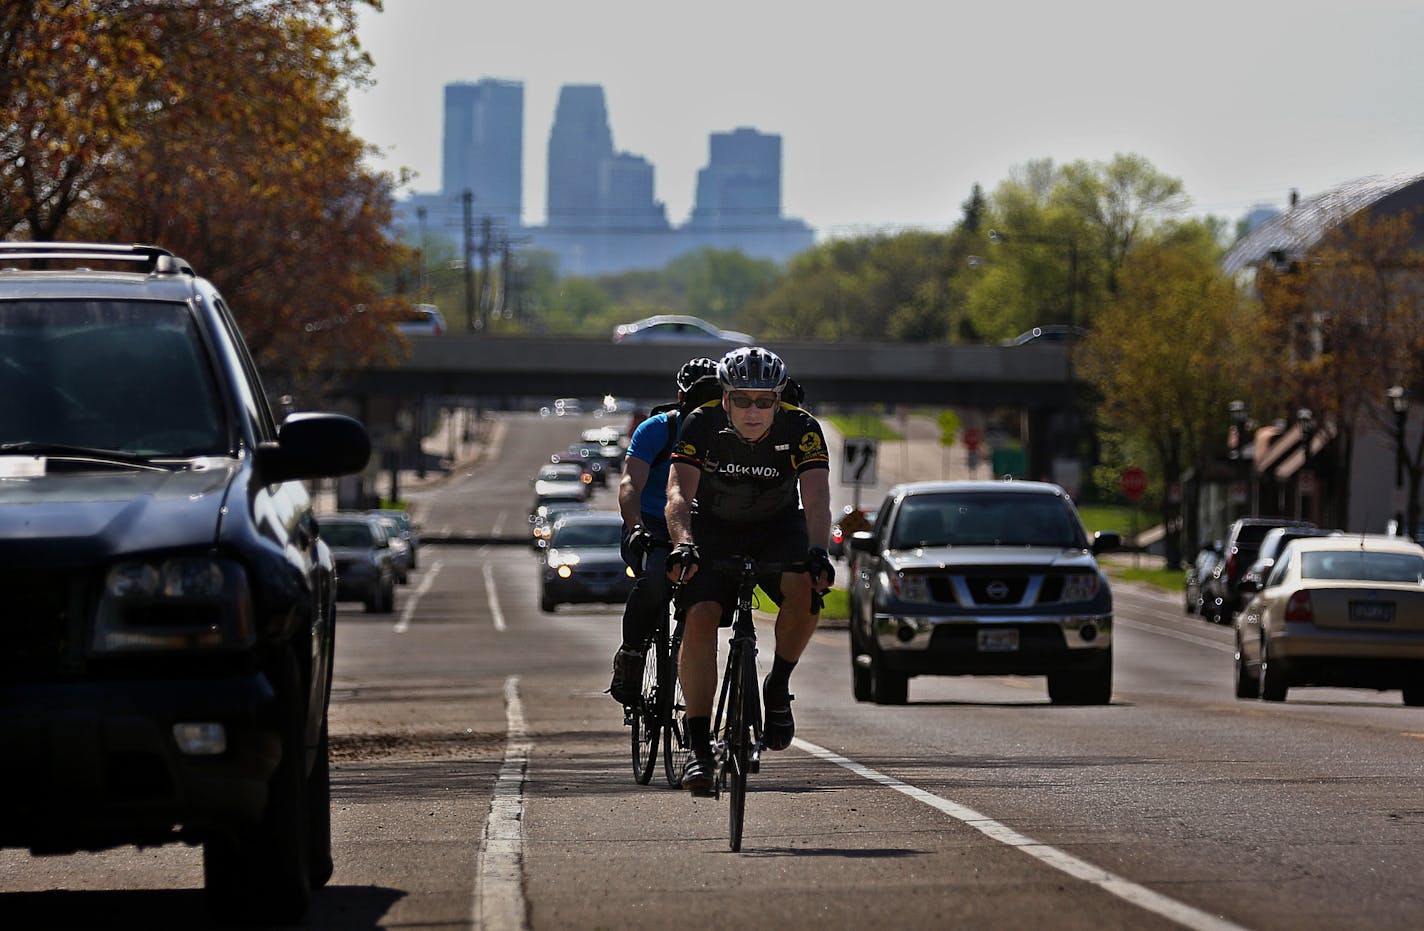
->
[629,553,691,787]
[704,556,823,851]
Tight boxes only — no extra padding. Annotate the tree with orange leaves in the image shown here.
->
[2,0,412,394]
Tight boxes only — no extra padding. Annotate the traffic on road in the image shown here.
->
[5,403,1424,930]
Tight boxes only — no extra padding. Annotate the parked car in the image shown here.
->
[539,512,636,611]
[1185,540,1223,615]
[1233,535,1424,703]
[371,507,420,568]
[371,512,414,583]
[611,313,753,344]
[532,462,590,512]
[1200,517,1315,624]
[0,241,370,923]
[394,302,446,336]
[846,480,1119,705]
[1237,526,1340,595]
[321,513,399,611]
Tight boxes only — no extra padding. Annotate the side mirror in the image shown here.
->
[257,412,370,484]
[847,530,875,554]
[1092,531,1122,555]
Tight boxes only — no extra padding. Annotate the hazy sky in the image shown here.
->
[350,0,1424,239]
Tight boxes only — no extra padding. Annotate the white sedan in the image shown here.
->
[1234,534,1424,704]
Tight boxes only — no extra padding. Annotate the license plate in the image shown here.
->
[977,628,1019,652]
[1350,601,1395,623]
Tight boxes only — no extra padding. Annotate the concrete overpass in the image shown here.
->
[331,336,1085,486]
[337,335,1080,408]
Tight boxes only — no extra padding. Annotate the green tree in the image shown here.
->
[1077,222,1248,566]
[965,153,1187,340]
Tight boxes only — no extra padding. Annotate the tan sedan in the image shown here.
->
[1234,534,1424,704]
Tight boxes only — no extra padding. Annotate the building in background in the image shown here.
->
[394,80,813,277]
[441,78,523,228]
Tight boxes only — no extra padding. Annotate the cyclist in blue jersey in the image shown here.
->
[665,346,834,794]
[608,357,721,704]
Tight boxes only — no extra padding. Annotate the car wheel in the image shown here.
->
[1403,681,1424,707]
[849,626,872,703]
[203,649,312,923]
[378,580,396,614]
[540,594,556,613]
[308,720,333,888]
[1259,638,1288,702]
[364,585,380,613]
[1233,633,1259,700]
[869,650,908,705]
[1047,649,1112,705]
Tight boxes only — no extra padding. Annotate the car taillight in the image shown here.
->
[1225,550,1237,580]
[831,526,844,544]
[1284,590,1313,621]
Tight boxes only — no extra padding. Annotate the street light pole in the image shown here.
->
[1228,399,1250,518]
[1389,385,1408,490]
[1297,407,1316,523]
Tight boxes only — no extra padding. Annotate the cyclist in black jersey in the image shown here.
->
[664,346,834,794]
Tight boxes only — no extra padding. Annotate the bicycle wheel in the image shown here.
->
[662,635,691,787]
[630,639,658,784]
[724,649,749,852]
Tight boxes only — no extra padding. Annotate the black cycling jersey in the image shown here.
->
[671,400,829,523]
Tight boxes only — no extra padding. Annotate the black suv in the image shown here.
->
[847,480,1120,705]
[1201,517,1314,623]
[0,243,370,922]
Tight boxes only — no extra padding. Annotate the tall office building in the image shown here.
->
[688,127,782,228]
[442,79,523,227]
[546,85,614,230]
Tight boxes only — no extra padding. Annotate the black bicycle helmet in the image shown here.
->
[676,356,718,393]
[716,346,787,392]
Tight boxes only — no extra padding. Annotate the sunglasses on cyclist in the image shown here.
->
[728,393,779,410]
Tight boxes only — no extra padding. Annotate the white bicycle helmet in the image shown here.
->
[716,346,787,392]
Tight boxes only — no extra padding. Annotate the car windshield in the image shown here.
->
[1300,550,1424,583]
[551,522,622,547]
[891,492,1084,549]
[322,521,376,547]
[0,299,226,458]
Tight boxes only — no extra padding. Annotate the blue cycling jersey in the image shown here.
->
[626,411,679,526]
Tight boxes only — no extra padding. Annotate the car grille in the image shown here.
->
[574,567,625,585]
[0,569,90,681]
[909,570,1083,607]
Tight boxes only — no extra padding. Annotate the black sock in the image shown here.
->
[766,654,797,696]
[688,716,711,756]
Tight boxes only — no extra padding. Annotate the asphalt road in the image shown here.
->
[5,410,1424,930]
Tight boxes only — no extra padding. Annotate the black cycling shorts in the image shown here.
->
[683,508,809,618]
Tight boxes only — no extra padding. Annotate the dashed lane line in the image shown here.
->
[393,560,443,634]
[484,562,507,632]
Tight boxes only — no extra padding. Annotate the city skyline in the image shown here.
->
[352,1,1424,240]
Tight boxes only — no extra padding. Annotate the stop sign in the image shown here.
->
[963,428,982,451]
[1120,467,1148,502]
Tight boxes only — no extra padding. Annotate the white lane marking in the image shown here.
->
[492,510,507,538]
[474,676,531,931]
[793,738,1249,931]
[393,560,443,634]
[1116,617,1234,654]
[484,562,507,632]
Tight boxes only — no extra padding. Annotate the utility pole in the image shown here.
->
[478,215,493,331]
[462,190,476,332]
[415,206,427,295]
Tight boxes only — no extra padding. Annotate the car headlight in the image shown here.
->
[885,571,931,603]
[1061,573,1101,602]
[93,556,254,654]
